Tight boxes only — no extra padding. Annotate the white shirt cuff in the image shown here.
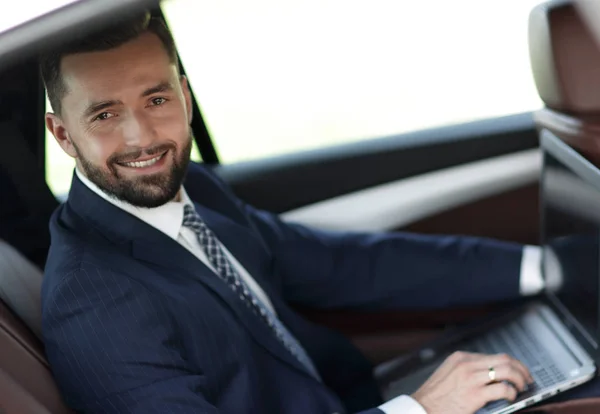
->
[519,245,544,296]
[379,395,427,414]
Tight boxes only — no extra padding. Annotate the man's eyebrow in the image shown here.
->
[83,100,122,118]
[81,82,173,118]
[141,81,174,97]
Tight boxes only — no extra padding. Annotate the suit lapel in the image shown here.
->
[67,172,313,380]
[130,235,312,378]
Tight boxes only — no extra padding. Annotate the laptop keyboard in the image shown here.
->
[385,318,570,411]
[467,320,566,389]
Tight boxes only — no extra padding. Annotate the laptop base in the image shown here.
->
[381,303,596,414]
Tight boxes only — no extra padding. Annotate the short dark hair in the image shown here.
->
[39,12,179,116]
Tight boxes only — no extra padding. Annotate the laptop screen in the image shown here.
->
[542,131,600,350]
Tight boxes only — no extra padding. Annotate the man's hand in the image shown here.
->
[412,351,534,414]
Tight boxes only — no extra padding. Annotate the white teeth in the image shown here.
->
[123,153,163,168]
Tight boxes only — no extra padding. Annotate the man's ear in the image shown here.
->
[45,113,78,158]
[180,75,194,124]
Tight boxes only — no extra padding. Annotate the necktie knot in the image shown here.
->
[182,204,217,258]
[182,204,201,228]
[182,204,211,238]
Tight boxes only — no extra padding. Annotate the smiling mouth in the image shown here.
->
[118,151,167,169]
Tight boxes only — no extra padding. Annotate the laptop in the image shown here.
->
[378,129,599,414]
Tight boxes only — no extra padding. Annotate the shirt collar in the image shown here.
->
[75,168,192,241]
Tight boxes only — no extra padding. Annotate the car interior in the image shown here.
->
[1,0,600,412]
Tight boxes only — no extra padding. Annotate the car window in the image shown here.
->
[44,98,202,196]
[162,0,545,164]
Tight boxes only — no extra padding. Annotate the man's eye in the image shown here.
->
[151,97,167,106]
[94,112,114,121]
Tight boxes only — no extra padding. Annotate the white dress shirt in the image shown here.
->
[76,169,545,414]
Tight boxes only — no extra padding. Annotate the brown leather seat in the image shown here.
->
[0,298,71,413]
[0,367,55,414]
[523,0,600,412]
[529,0,600,163]
[0,197,69,412]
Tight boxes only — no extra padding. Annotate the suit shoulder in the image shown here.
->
[43,242,97,305]
[41,253,155,323]
[44,207,127,307]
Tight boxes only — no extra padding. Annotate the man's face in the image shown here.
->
[46,32,193,208]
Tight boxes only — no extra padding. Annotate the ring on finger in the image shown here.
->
[488,366,496,382]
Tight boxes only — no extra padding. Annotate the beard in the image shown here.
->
[74,133,193,208]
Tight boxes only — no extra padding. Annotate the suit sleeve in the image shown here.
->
[195,164,524,311]
[240,201,524,310]
[42,265,219,414]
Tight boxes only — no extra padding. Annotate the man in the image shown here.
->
[41,12,538,414]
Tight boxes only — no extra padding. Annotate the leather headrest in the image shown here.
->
[529,0,600,114]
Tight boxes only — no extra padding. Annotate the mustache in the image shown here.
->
[109,143,175,165]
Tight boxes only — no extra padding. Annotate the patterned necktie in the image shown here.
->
[182,205,321,381]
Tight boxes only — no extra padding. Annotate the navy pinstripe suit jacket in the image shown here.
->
[42,162,525,413]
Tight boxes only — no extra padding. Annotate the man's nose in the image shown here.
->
[121,112,157,147]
